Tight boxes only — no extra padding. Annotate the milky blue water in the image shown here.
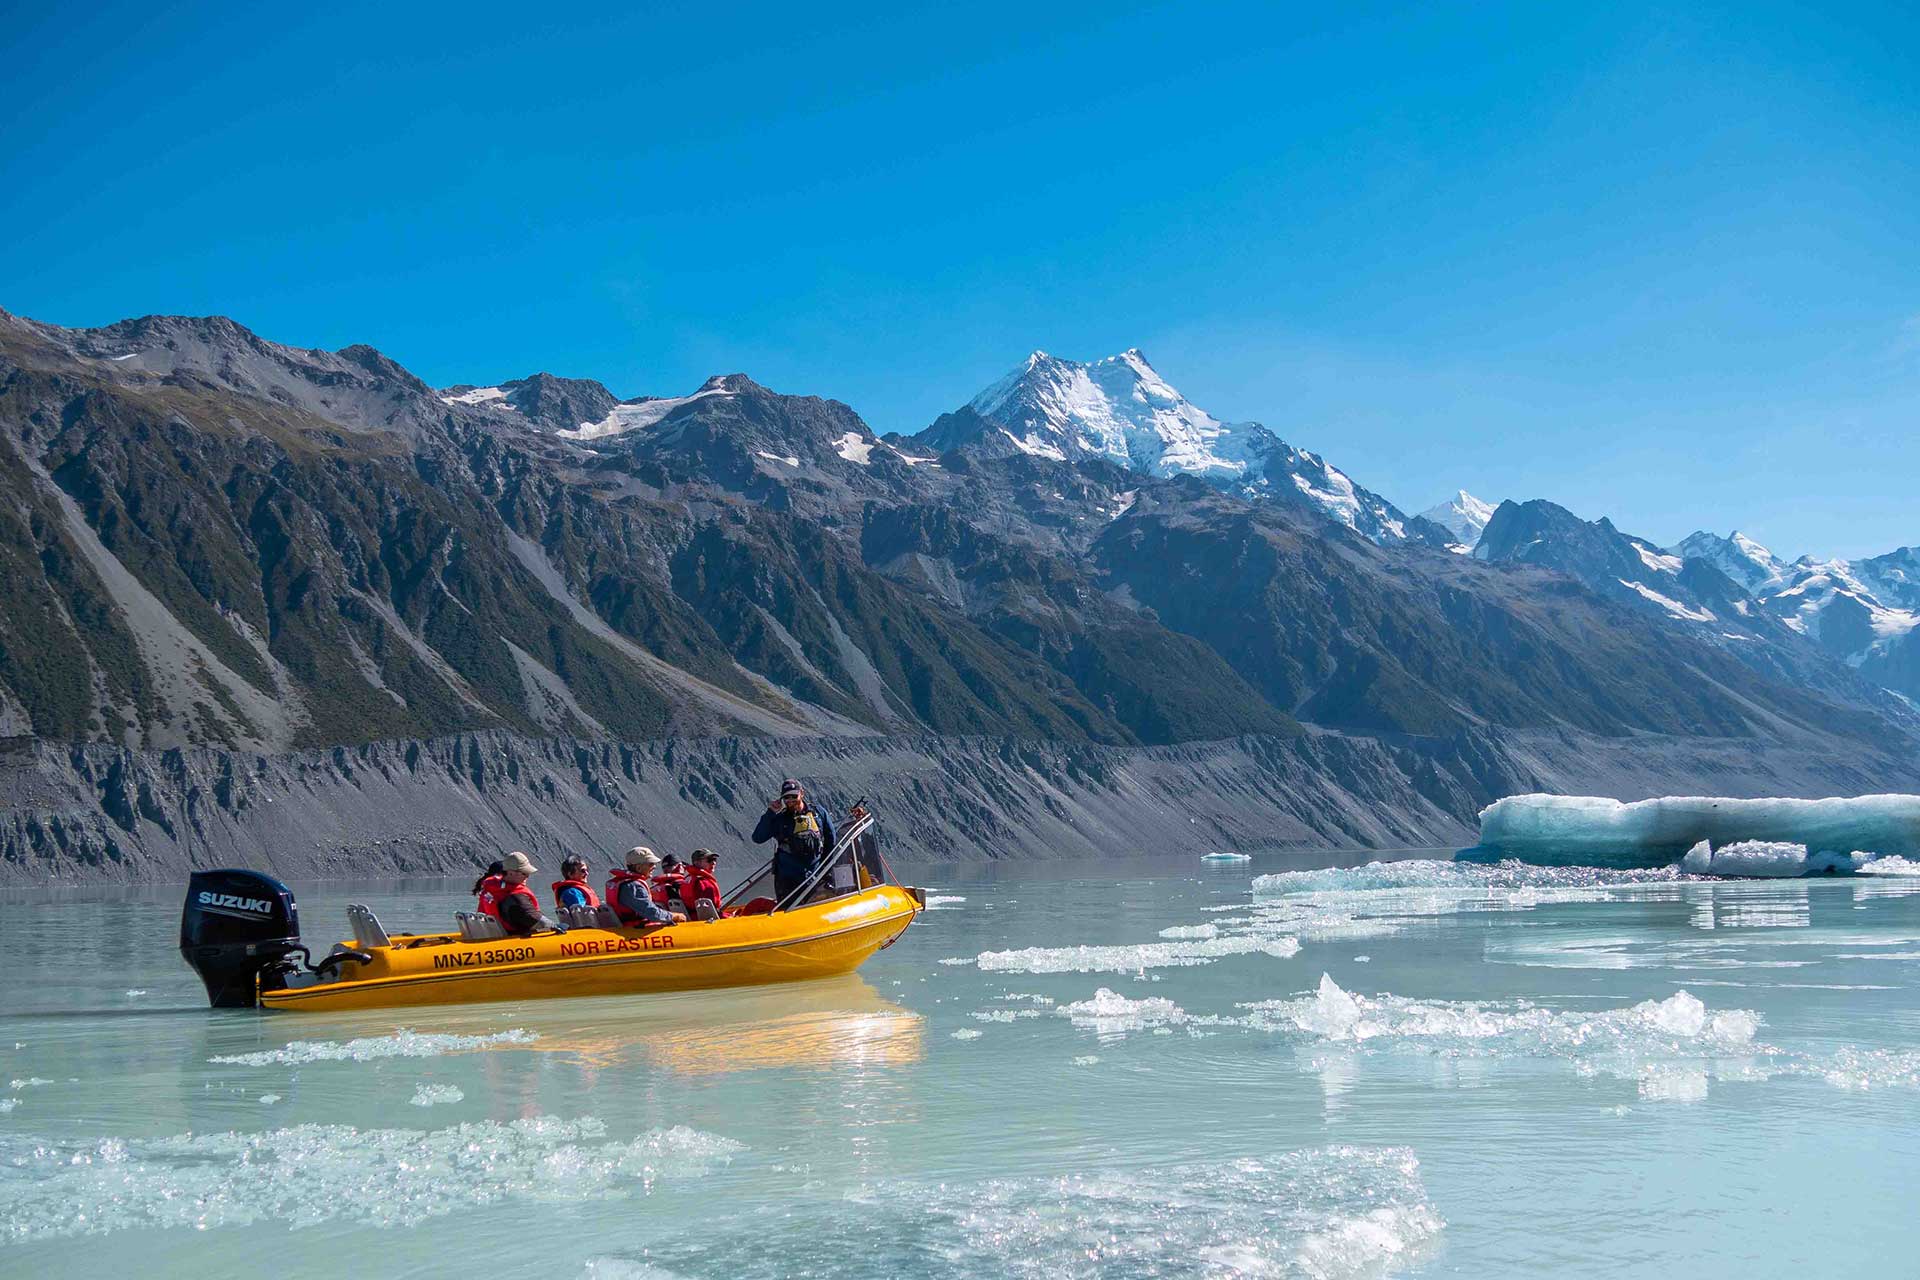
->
[4,853,1919,1278]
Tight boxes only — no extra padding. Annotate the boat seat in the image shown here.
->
[561,905,598,929]
[594,905,624,931]
[346,903,391,949]
[456,911,508,942]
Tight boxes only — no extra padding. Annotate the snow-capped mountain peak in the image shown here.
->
[963,347,1264,480]
[1672,530,1786,594]
[926,347,1438,546]
[1417,490,1497,549]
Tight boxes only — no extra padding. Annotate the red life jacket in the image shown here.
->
[551,877,601,909]
[651,870,686,907]
[475,873,506,919]
[499,879,539,913]
[681,867,722,912]
[604,868,648,924]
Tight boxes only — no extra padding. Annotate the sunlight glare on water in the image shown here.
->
[3,853,1918,1277]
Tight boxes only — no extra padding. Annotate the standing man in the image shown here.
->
[753,778,837,905]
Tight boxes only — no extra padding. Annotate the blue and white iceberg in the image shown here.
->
[1475,793,1920,870]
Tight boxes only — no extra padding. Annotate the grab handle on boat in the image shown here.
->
[313,948,373,978]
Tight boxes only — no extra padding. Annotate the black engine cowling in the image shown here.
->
[180,869,303,1008]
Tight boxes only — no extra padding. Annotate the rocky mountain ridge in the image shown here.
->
[1,304,1915,881]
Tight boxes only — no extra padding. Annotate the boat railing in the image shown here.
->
[722,809,891,913]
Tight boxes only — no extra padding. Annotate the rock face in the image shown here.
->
[4,725,1908,884]
[1,304,1917,882]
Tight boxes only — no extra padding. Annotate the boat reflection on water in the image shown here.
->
[523,976,925,1075]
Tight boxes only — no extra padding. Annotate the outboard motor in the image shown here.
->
[180,869,303,1008]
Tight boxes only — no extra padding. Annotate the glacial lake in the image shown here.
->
[4,852,1919,1278]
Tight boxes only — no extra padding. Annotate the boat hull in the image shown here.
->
[260,886,920,1012]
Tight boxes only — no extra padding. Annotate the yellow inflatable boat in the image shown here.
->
[180,814,924,1012]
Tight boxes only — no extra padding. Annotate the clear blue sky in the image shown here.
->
[3,2,1916,558]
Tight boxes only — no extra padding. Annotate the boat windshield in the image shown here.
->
[723,809,897,912]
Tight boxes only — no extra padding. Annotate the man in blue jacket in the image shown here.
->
[752,778,837,905]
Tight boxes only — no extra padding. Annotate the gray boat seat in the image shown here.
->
[560,904,599,929]
[594,904,624,930]
[346,903,391,949]
[456,911,508,942]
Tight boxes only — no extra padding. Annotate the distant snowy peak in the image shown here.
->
[1672,530,1785,594]
[964,348,1268,480]
[1418,490,1497,549]
[933,348,1429,544]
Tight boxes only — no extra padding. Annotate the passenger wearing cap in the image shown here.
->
[752,779,837,905]
[651,853,689,909]
[605,846,685,927]
[496,851,563,938]
[679,848,724,920]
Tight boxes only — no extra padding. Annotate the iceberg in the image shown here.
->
[1476,794,1920,868]
[1679,840,1867,878]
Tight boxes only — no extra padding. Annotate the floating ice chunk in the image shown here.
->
[1638,1067,1710,1103]
[1157,923,1219,940]
[0,1120,741,1242]
[1072,1055,1100,1066]
[635,1147,1440,1279]
[971,1009,1038,1023]
[409,1084,464,1107]
[950,1029,983,1041]
[1682,839,1865,878]
[9,1078,51,1090]
[1201,851,1252,862]
[208,1028,536,1067]
[971,932,1299,974]
[258,1094,281,1105]
[1255,974,1761,1057]
[124,990,147,999]
[1858,855,1920,877]
[1816,1045,1920,1090]
[0,1099,16,1113]
[1478,793,1920,866]
[1060,988,1189,1036]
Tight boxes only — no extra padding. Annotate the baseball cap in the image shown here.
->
[780,778,803,798]
[625,845,661,869]
[503,851,537,875]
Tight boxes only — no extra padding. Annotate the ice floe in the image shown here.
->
[409,1084,464,1107]
[0,1119,740,1242]
[1257,974,1761,1053]
[1059,988,1192,1037]
[606,1147,1440,1279]
[207,1028,536,1067]
[969,932,1301,974]
[1682,839,1872,877]
[1478,793,1920,867]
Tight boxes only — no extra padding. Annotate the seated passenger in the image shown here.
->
[496,851,561,938]
[605,846,685,926]
[680,849,724,921]
[473,860,506,918]
[551,855,601,911]
[652,854,688,908]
